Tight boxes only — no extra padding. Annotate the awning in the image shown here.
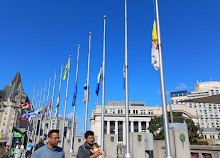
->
[180,94,220,104]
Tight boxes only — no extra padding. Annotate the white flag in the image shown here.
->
[151,20,159,70]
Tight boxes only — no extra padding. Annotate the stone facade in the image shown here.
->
[90,100,197,146]
[0,72,30,144]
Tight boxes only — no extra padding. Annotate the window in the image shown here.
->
[141,122,146,132]
[104,121,107,134]
[110,121,115,134]
[134,122,138,132]
[118,110,123,114]
[118,121,123,141]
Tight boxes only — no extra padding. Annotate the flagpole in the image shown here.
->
[55,65,63,128]
[124,0,132,157]
[31,83,36,110]
[34,85,43,145]
[70,45,80,153]
[61,55,71,148]
[32,89,39,140]
[155,0,172,157]
[30,83,36,136]
[48,70,57,132]
[85,32,92,134]
[101,15,106,152]
[37,80,47,142]
[42,77,51,140]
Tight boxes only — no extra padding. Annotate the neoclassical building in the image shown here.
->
[90,100,197,146]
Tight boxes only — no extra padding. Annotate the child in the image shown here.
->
[90,143,104,158]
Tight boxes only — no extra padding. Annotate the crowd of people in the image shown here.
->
[0,130,103,158]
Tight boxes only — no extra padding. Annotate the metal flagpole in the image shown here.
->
[61,55,71,148]
[37,80,47,142]
[34,85,43,145]
[55,65,63,128]
[32,89,39,140]
[124,0,132,157]
[27,126,30,142]
[31,83,36,110]
[30,83,36,138]
[35,89,40,110]
[155,0,172,157]
[48,70,57,132]
[42,78,51,140]
[84,32,91,133]
[101,15,106,152]
[69,45,80,153]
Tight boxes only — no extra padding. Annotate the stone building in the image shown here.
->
[170,81,220,128]
[90,100,196,146]
[0,72,30,144]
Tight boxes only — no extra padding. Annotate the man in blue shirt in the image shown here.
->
[32,129,65,158]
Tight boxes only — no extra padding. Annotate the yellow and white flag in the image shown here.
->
[63,58,69,80]
[151,20,159,70]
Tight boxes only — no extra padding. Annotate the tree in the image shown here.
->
[148,112,202,144]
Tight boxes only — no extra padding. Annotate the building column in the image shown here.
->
[115,121,118,136]
[131,121,134,133]
[107,121,110,134]
[138,121,142,133]
[146,121,149,133]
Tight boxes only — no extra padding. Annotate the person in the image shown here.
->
[34,138,45,151]
[76,131,101,158]
[90,143,104,158]
[25,140,33,158]
[14,144,22,158]
[0,145,11,158]
[31,129,65,158]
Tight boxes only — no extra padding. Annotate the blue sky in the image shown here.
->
[0,0,219,136]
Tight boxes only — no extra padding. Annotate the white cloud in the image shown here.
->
[175,83,192,90]
[67,112,73,119]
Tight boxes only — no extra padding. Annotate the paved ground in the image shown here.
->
[65,152,77,158]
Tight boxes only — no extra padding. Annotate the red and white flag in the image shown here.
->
[55,94,60,117]
[19,102,31,109]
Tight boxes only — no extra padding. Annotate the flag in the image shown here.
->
[47,98,52,117]
[72,84,77,107]
[42,104,48,119]
[63,58,69,80]
[19,110,38,121]
[95,100,98,104]
[151,20,159,70]
[19,102,31,109]
[83,82,89,104]
[55,94,60,117]
[123,63,125,89]
[96,64,102,96]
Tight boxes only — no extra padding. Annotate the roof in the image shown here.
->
[180,94,220,104]
[11,72,21,87]
[107,100,146,106]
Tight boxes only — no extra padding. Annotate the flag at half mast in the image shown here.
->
[55,94,60,117]
[151,20,159,70]
[63,58,70,80]
[96,64,102,96]
[83,82,89,104]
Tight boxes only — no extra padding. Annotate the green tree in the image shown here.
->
[148,112,202,144]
